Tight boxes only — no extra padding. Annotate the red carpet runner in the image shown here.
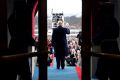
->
[76,66,82,80]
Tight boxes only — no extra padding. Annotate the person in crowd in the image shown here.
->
[47,39,53,55]
[47,39,53,66]
[77,31,82,46]
[66,38,81,66]
[47,52,53,66]
[66,48,78,66]
[76,49,81,66]
[52,21,70,69]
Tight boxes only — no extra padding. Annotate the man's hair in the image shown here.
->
[58,21,63,26]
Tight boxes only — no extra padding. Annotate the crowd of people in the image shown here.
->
[47,39,53,66]
[66,38,81,66]
[47,37,81,67]
[35,21,81,68]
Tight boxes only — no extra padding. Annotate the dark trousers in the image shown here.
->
[56,54,65,69]
[55,48,66,69]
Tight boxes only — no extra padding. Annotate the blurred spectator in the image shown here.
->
[48,53,53,66]
[66,38,81,66]
[77,32,82,46]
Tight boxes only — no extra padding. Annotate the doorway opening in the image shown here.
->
[31,0,82,80]
[47,0,82,80]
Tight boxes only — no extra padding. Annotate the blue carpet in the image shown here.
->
[48,66,79,80]
[33,58,79,80]
[48,58,79,80]
[32,66,39,80]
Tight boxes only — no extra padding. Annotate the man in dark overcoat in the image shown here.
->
[52,21,70,69]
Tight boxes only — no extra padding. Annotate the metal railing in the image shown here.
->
[1,51,120,61]
[0,50,48,61]
[91,52,120,59]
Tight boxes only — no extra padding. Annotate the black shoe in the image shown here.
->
[57,67,60,69]
[61,67,64,69]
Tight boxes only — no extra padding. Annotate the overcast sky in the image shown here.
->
[47,0,82,17]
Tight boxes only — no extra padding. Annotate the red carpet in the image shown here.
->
[50,54,54,67]
[76,66,82,80]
